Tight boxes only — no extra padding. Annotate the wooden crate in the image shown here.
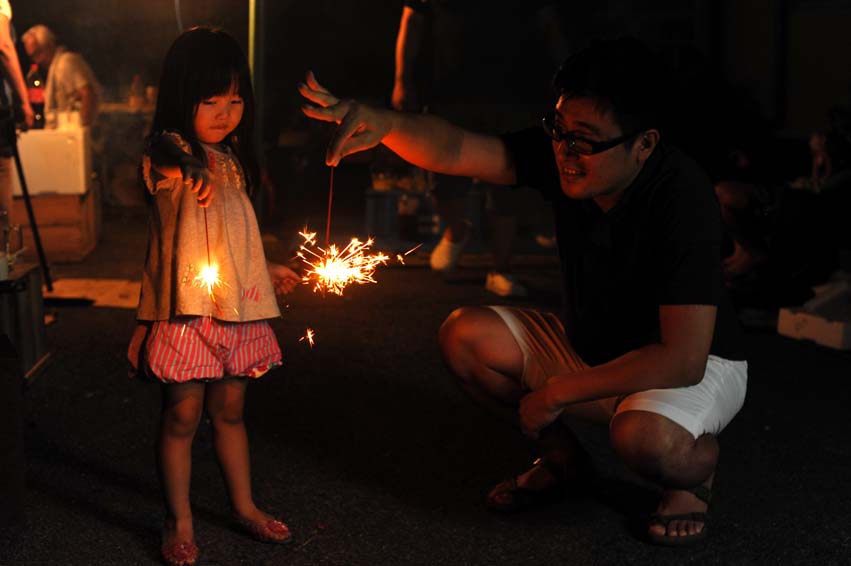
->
[11,188,100,263]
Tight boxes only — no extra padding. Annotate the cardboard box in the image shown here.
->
[777,279,851,350]
[11,188,100,262]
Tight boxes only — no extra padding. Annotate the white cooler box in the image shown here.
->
[11,126,92,196]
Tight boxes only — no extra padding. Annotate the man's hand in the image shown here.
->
[518,380,564,439]
[179,160,214,207]
[299,71,393,167]
[268,262,301,295]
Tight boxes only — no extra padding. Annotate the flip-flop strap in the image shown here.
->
[687,484,712,504]
[532,457,566,482]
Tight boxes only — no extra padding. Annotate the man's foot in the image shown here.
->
[161,516,198,566]
[486,456,589,512]
[485,271,528,298]
[429,222,471,272]
[647,484,711,546]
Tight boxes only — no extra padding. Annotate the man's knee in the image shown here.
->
[609,410,693,474]
[439,306,485,356]
[438,306,512,381]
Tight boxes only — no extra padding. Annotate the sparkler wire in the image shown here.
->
[203,207,211,265]
[325,166,334,245]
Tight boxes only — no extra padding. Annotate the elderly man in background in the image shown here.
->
[0,0,34,225]
[21,24,99,127]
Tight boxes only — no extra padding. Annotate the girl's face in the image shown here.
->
[193,87,244,144]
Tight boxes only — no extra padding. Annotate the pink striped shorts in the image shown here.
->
[143,317,282,383]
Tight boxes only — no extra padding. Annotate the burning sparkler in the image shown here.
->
[396,243,423,265]
[299,328,316,347]
[192,207,228,314]
[296,229,390,296]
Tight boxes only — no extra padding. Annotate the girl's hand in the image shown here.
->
[268,262,301,295]
[298,71,394,167]
[180,160,215,207]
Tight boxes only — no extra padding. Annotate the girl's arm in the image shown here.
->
[147,134,215,206]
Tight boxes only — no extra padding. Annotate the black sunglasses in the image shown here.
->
[542,112,640,155]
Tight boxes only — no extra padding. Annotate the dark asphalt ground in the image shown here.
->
[2,187,850,566]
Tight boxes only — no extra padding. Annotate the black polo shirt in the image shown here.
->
[503,128,745,366]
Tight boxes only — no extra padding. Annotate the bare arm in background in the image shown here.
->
[392,5,427,112]
[77,82,97,127]
[0,13,33,128]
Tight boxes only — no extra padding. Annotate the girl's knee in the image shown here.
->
[207,402,244,427]
[162,401,203,437]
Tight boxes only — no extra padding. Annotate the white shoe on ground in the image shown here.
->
[485,271,528,298]
[429,223,471,272]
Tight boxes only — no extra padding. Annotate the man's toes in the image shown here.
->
[667,519,703,537]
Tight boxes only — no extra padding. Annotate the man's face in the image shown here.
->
[23,36,50,68]
[551,96,649,210]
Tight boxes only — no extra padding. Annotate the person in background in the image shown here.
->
[0,0,34,225]
[392,0,569,297]
[21,24,100,126]
[300,37,748,546]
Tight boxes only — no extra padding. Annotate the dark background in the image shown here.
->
[10,0,851,137]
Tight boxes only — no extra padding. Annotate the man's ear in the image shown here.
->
[636,129,660,162]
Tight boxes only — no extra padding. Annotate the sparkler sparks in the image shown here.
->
[296,230,390,296]
[396,243,423,265]
[192,262,229,315]
[299,328,316,347]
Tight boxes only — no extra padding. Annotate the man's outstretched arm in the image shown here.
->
[299,71,517,185]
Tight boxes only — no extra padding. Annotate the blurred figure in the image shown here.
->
[0,0,34,225]
[714,104,851,304]
[392,0,568,297]
[21,24,100,126]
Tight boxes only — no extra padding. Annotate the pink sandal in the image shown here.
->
[235,515,293,544]
[161,539,199,566]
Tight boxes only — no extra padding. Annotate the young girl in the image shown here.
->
[128,27,300,566]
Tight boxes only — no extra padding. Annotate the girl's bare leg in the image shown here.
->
[205,379,273,523]
[158,382,205,543]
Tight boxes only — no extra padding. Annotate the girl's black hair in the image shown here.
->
[150,26,259,194]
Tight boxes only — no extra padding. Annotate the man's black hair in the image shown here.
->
[552,37,668,138]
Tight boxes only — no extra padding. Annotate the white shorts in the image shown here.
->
[489,306,748,439]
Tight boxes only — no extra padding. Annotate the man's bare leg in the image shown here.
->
[610,410,717,540]
[439,307,586,499]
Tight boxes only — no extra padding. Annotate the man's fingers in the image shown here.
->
[297,82,339,108]
[300,103,345,124]
[305,70,331,94]
[337,136,382,164]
